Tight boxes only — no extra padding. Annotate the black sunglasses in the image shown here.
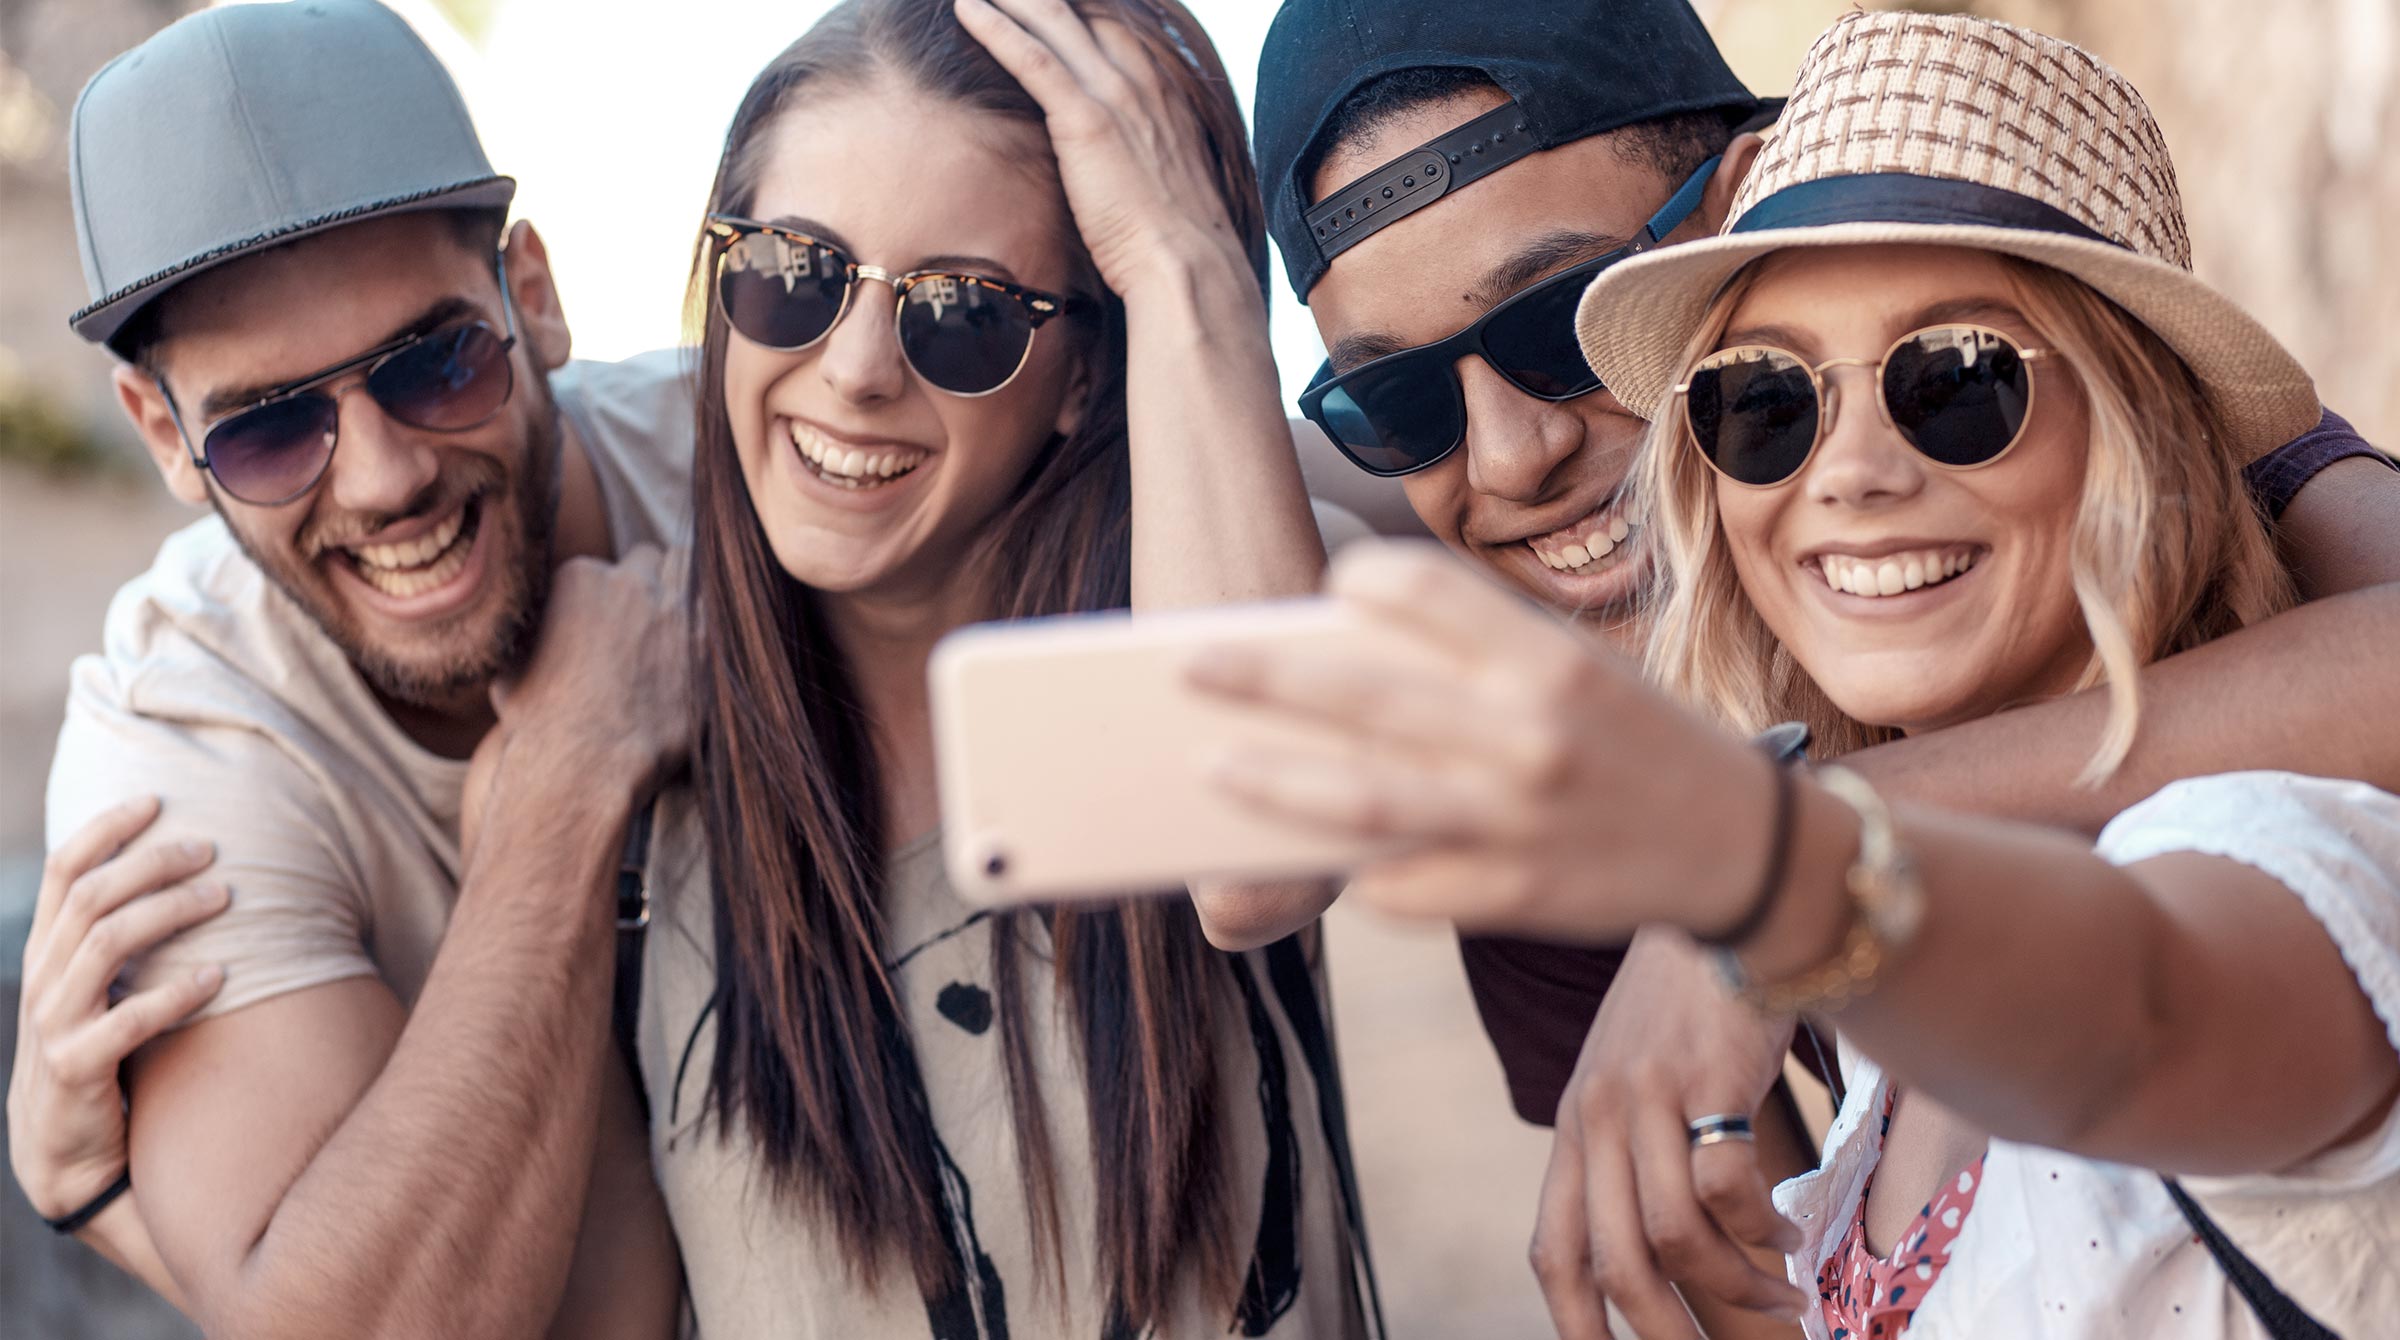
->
[705,216,1090,397]
[161,254,521,507]
[1678,324,2054,488]
[1298,156,1719,477]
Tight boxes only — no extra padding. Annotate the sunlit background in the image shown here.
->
[4,2,2395,1337]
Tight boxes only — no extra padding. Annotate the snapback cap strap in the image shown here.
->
[1306,101,1543,265]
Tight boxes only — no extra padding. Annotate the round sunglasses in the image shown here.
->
[705,216,1090,397]
[1296,155,1720,477]
[1677,324,2055,488]
[160,254,521,507]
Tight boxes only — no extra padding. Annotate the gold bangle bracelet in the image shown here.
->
[1717,765,1924,1015]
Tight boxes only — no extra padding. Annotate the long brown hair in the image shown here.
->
[681,0,1269,1324]
[1642,252,2294,776]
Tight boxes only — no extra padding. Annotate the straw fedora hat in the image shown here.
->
[1574,10,2320,460]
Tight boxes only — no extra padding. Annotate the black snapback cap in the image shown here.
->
[1255,0,1771,300]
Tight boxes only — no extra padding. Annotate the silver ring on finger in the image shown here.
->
[1686,1113,1755,1148]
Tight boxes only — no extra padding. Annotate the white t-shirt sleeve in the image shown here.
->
[2096,771,2400,1192]
[46,658,378,1023]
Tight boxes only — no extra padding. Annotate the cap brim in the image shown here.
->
[70,174,517,348]
[1576,222,2319,461]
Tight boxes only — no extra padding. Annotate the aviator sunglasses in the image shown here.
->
[1677,323,2053,488]
[160,253,522,507]
[706,216,1091,397]
[1297,155,1720,477]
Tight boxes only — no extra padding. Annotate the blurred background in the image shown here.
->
[3,0,2393,1335]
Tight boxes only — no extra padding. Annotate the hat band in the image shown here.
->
[1730,172,2122,249]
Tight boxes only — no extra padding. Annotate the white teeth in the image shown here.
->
[785,419,927,486]
[351,506,466,572]
[1528,500,1637,573]
[1820,548,1978,599]
[352,515,475,598]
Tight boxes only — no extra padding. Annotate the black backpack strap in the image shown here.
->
[2162,1176,2342,1339]
[1264,933,1387,1340]
[613,800,656,1117]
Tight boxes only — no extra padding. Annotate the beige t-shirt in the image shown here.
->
[636,788,1372,1339]
[43,350,695,1017]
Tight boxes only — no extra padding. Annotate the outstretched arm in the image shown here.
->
[1197,543,2400,1176]
[1851,454,2400,833]
[1725,781,2400,1175]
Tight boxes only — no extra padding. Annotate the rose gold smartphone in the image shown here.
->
[929,598,1424,904]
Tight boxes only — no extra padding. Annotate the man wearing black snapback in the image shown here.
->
[1249,2,2400,1337]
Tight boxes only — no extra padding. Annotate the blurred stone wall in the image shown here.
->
[1700,0,2400,447]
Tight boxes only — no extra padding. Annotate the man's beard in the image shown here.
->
[217,377,563,712]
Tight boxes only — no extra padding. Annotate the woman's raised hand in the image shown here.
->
[1190,541,1782,943]
[954,0,1257,305]
[9,797,224,1241]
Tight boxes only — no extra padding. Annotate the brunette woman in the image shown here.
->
[633,1,1369,1335]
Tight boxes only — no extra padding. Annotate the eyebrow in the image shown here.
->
[1326,229,1634,372]
[1463,229,1634,312]
[197,296,483,420]
[760,215,1020,284]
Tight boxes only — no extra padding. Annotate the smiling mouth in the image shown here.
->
[1525,491,1637,575]
[788,419,929,491]
[1813,545,1983,598]
[335,497,481,600]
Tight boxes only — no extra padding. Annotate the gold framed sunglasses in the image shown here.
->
[1676,323,2055,487]
[705,216,1090,397]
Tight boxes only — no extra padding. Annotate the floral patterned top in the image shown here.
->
[1815,1087,1984,1339]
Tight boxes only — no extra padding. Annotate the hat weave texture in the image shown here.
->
[1739,12,2186,265]
[1575,10,2319,461]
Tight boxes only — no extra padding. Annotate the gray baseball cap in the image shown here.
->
[68,0,516,349]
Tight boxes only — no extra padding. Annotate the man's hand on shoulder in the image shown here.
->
[468,547,689,846]
[1532,928,1807,1340]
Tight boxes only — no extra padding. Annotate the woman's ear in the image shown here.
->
[499,219,573,372]
[1052,345,1091,442]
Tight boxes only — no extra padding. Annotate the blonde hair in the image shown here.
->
[1640,253,2294,782]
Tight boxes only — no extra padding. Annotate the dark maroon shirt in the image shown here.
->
[1464,408,2390,1128]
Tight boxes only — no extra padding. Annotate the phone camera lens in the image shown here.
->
[984,851,1009,879]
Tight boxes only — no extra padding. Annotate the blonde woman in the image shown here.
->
[1195,12,2399,1338]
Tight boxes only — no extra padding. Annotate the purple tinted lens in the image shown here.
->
[369,322,514,431]
[204,395,341,504]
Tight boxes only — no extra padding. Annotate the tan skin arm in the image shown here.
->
[1730,788,2400,1176]
[124,778,662,1340]
[123,557,685,1340]
[1851,454,2400,832]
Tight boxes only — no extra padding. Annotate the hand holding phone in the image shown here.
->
[929,598,1434,903]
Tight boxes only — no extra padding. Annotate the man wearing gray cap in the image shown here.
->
[8,1,680,1333]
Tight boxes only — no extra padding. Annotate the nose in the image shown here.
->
[1457,357,1581,503]
[320,381,443,517]
[815,276,908,406]
[1802,363,1923,510]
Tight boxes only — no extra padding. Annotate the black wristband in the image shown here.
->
[43,1169,132,1235]
[1698,728,1806,948]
